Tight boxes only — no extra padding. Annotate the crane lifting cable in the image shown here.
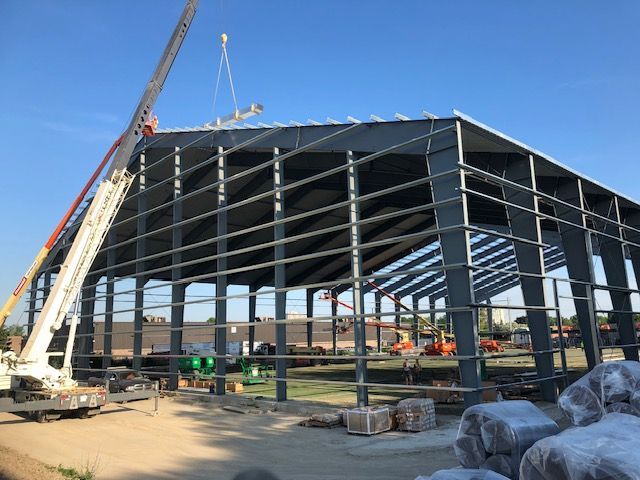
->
[207,32,263,128]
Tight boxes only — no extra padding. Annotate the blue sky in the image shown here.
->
[1,1,639,326]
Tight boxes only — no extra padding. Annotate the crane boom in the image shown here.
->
[107,0,197,177]
[1,0,199,391]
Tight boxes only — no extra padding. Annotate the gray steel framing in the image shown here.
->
[31,111,640,407]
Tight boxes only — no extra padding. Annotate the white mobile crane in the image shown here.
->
[0,1,199,422]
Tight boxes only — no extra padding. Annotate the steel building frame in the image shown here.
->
[26,110,640,407]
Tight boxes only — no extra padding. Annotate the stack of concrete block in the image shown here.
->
[454,401,559,479]
[397,398,436,432]
[520,413,640,479]
[558,361,640,426]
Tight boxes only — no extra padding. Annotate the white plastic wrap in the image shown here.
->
[604,401,640,416]
[558,361,640,426]
[455,400,559,479]
[520,413,640,480]
[454,435,487,468]
[416,469,510,480]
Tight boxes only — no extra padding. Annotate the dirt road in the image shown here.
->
[0,397,459,480]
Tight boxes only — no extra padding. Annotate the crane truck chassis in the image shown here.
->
[0,382,159,423]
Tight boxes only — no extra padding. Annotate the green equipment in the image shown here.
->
[200,356,215,378]
[239,358,274,385]
[178,356,202,379]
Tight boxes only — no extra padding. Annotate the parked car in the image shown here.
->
[88,368,155,394]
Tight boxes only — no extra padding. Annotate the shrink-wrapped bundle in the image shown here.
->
[455,400,559,479]
[520,413,640,480]
[604,401,640,416]
[415,469,509,480]
[558,361,640,426]
[454,435,487,468]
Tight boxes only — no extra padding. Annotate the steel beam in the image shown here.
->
[169,147,185,390]
[592,195,638,360]
[427,121,481,406]
[475,257,566,303]
[503,154,556,402]
[407,240,512,300]
[372,235,494,297]
[215,146,229,395]
[347,150,369,406]
[554,178,601,368]
[273,147,287,401]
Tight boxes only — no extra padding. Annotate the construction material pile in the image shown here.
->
[416,469,509,480]
[299,412,343,428]
[520,412,640,479]
[558,360,640,426]
[346,406,391,435]
[397,398,436,432]
[454,401,559,479]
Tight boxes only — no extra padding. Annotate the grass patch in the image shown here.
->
[48,462,98,480]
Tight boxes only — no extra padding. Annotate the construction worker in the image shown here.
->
[402,359,413,385]
[413,358,422,385]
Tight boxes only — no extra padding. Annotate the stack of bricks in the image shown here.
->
[396,398,436,432]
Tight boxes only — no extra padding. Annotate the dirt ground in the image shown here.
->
[0,397,460,480]
[0,445,66,480]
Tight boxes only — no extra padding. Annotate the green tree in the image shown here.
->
[0,324,24,347]
[206,317,216,324]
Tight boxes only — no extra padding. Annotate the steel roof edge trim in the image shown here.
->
[453,108,640,208]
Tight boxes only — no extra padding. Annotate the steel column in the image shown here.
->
[103,231,116,370]
[215,146,229,395]
[503,154,556,402]
[133,152,147,371]
[248,285,256,355]
[347,150,368,406]
[27,277,37,335]
[331,294,338,355]
[273,147,287,401]
[375,292,382,353]
[555,178,601,368]
[169,147,185,390]
[306,289,314,347]
[77,277,96,379]
[429,296,436,330]
[43,271,51,304]
[486,298,493,338]
[412,295,420,345]
[394,296,401,343]
[593,196,638,360]
[624,209,640,290]
[426,121,481,406]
